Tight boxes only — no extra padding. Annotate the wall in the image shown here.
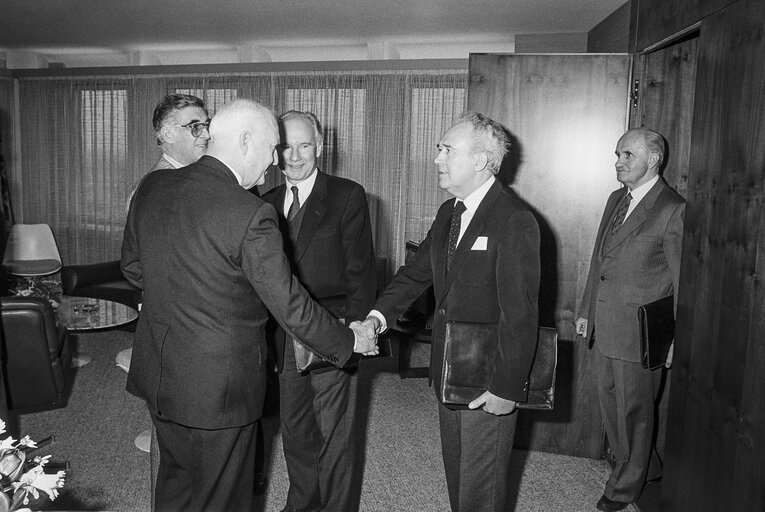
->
[586,0,636,53]
[630,0,765,509]
[0,32,596,69]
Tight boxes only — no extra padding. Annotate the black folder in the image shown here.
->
[439,322,557,410]
[638,295,675,370]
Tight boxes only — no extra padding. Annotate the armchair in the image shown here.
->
[1,296,73,412]
[61,260,141,310]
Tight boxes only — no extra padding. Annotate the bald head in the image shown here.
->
[207,99,280,189]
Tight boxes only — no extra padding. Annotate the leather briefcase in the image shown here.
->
[638,295,675,370]
[439,322,557,410]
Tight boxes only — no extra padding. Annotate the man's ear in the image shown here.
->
[316,144,323,158]
[159,125,175,145]
[240,131,250,155]
[474,152,488,172]
[648,152,660,170]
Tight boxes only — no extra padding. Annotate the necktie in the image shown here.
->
[287,186,300,222]
[610,192,632,238]
[447,200,467,271]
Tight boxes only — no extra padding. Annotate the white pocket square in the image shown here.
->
[471,236,488,250]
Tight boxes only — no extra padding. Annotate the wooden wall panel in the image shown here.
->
[468,53,631,458]
[633,36,699,198]
[587,0,634,53]
[662,0,765,509]
[636,0,736,50]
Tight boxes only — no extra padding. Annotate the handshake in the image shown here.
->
[349,316,383,356]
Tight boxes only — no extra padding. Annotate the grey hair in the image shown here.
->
[626,127,666,170]
[278,110,324,147]
[454,112,510,175]
[153,93,207,145]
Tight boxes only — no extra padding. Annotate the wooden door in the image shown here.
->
[468,53,631,458]
[632,35,699,198]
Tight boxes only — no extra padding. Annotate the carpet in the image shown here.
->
[16,329,633,511]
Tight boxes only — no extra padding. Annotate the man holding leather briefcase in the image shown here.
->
[363,113,541,512]
[575,128,685,512]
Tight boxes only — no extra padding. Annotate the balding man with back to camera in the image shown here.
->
[121,98,378,512]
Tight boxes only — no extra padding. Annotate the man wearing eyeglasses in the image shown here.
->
[126,93,210,209]
[122,93,211,500]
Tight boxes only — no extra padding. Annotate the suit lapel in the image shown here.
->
[436,181,501,304]
[293,171,328,263]
[604,179,666,253]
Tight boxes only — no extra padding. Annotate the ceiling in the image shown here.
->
[1,0,624,59]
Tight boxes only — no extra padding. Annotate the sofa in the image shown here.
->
[61,260,142,310]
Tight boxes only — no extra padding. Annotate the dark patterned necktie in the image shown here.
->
[287,186,300,222]
[447,200,467,270]
[610,192,632,238]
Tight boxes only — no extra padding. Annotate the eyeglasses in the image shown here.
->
[176,119,211,137]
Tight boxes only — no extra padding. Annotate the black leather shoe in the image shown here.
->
[596,495,630,511]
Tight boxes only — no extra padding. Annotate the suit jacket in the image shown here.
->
[577,177,685,362]
[121,155,355,429]
[374,180,540,402]
[262,170,376,371]
[126,154,177,213]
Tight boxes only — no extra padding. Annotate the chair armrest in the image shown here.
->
[61,260,123,294]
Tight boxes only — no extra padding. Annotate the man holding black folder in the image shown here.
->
[363,112,541,512]
[575,128,685,512]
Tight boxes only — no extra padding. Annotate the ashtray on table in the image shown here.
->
[73,303,100,313]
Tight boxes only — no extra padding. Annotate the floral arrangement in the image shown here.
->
[8,277,62,308]
[0,420,66,512]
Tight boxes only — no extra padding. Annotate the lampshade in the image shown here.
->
[2,224,62,276]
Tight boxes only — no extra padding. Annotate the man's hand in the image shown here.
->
[468,391,517,416]
[361,316,381,334]
[349,320,379,355]
[665,341,674,368]
[575,317,588,337]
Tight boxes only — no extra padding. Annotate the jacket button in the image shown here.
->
[438,308,446,316]
[600,275,605,281]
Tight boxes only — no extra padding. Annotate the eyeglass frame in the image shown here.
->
[173,119,211,138]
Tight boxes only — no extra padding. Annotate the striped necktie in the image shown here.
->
[287,186,300,222]
[610,192,632,238]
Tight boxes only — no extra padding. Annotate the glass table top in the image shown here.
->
[57,296,138,331]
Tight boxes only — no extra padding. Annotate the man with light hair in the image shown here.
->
[122,98,378,512]
[263,110,376,512]
[363,112,541,512]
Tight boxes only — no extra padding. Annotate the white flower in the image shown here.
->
[15,436,36,450]
[0,419,5,436]
[0,436,15,450]
[12,465,66,503]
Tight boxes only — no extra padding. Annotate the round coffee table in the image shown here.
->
[57,296,138,366]
[57,296,138,331]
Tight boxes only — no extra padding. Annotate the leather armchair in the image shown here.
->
[61,260,141,310]
[1,296,73,412]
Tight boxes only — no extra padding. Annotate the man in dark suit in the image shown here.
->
[362,112,540,512]
[262,110,376,512]
[121,98,377,512]
[126,93,210,210]
[121,94,211,498]
[576,127,685,512]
